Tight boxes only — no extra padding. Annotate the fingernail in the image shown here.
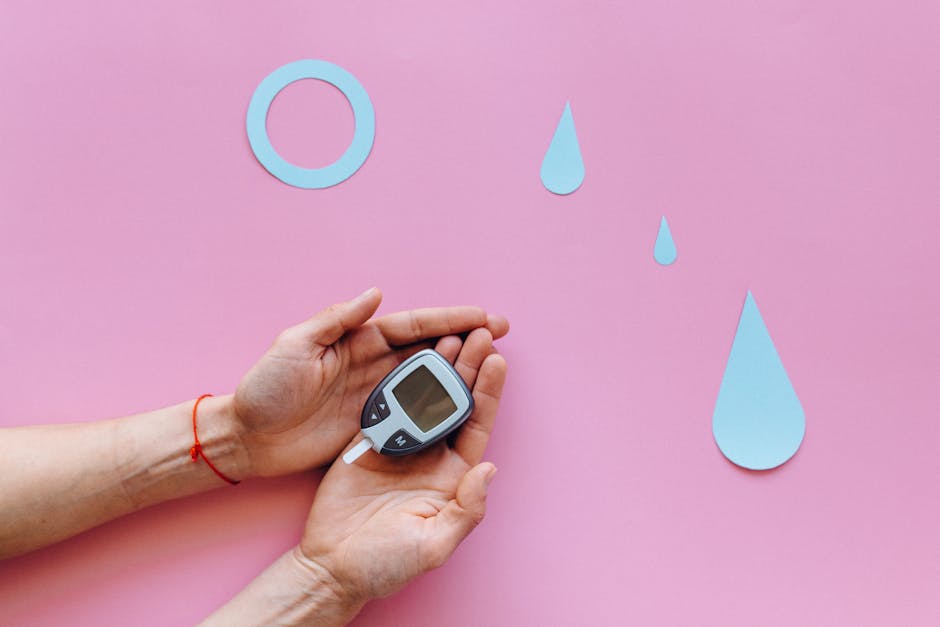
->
[484,465,498,487]
[357,287,377,300]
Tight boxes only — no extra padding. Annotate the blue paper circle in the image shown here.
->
[246,60,375,189]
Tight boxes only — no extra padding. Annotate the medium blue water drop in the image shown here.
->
[653,216,677,265]
[540,102,584,195]
[712,291,805,470]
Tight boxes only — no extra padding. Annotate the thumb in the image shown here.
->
[300,288,382,347]
[425,462,497,570]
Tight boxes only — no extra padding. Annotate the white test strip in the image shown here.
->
[342,438,374,465]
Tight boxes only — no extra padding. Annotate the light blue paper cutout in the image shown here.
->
[712,291,805,470]
[653,216,677,265]
[540,102,584,195]
[246,60,375,189]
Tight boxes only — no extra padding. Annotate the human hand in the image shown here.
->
[231,288,508,477]
[295,327,507,606]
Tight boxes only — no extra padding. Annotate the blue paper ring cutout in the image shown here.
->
[246,60,375,189]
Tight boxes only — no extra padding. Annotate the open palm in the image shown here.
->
[298,328,507,602]
[233,288,508,477]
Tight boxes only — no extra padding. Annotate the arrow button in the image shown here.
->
[374,392,391,419]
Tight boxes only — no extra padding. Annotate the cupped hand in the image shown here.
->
[232,288,508,477]
[296,327,507,603]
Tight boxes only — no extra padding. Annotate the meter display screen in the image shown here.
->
[392,365,457,432]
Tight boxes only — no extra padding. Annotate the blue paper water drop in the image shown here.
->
[712,292,805,470]
[653,216,677,265]
[540,102,584,195]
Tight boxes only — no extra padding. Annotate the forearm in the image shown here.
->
[0,395,249,558]
[201,547,364,627]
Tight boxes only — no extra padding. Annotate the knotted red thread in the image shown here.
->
[190,393,240,485]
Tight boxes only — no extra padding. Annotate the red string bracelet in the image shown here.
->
[189,393,240,485]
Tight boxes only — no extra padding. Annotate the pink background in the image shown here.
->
[1,1,939,625]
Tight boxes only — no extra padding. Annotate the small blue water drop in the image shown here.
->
[540,102,584,195]
[653,216,677,265]
[713,292,805,470]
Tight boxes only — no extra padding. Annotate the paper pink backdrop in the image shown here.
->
[1,2,938,625]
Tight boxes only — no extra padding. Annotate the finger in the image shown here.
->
[485,314,510,340]
[454,328,493,391]
[374,306,487,347]
[453,353,507,465]
[296,288,383,347]
[434,335,463,364]
[424,462,497,570]
[390,337,452,366]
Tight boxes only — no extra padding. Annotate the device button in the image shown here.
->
[381,429,421,454]
[374,392,391,419]
[362,404,385,429]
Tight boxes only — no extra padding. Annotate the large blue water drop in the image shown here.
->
[653,216,677,265]
[540,102,584,195]
[713,291,805,470]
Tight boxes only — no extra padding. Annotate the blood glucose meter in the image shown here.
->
[342,349,474,464]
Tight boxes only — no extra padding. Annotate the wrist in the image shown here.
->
[288,546,367,624]
[192,394,252,482]
[201,547,365,626]
[114,396,252,511]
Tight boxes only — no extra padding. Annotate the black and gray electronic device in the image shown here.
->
[342,349,473,464]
